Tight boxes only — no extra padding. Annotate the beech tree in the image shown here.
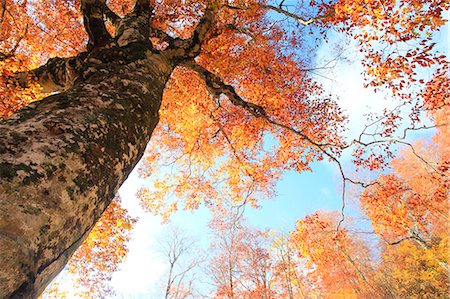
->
[208,207,279,299]
[157,226,203,299]
[0,0,448,298]
[289,211,376,298]
[271,234,308,299]
[360,83,449,269]
[41,198,136,298]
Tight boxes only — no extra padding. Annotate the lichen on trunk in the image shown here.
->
[0,0,223,296]
[0,43,174,298]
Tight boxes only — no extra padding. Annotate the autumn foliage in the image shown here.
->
[1,0,449,297]
[41,199,136,299]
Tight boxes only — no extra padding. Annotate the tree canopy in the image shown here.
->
[0,0,448,298]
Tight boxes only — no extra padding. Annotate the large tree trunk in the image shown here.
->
[0,43,174,298]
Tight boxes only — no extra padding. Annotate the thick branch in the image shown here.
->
[181,60,343,152]
[259,4,332,25]
[114,0,152,47]
[166,1,219,59]
[103,3,121,27]
[190,1,219,49]
[12,55,84,93]
[181,60,266,117]
[81,0,113,51]
[133,0,151,15]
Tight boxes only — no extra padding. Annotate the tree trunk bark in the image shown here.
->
[0,43,174,298]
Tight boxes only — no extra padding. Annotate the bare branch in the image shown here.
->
[260,4,314,25]
[159,226,202,298]
[259,3,333,25]
[386,236,415,246]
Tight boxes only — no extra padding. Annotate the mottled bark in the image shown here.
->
[14,55,85,93]
[0,43,174,298]
[0,0,223,297]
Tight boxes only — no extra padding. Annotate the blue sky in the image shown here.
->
[106,30,393,297]
[108,161,347,297]
[42,7,449,299]
[109,21,449,296]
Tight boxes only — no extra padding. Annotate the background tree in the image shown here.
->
[240,230,277,299]
[208,208,247,299]
[289,211,377,298]
[208,207,281,299]
[157,225,204,299]
[378,238,449,298]
[0,0,447,297]
[271,233,309,299]
[360,107,449,274]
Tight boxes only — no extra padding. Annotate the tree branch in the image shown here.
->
[0,0,6,23]
[181,59,266,117]
[259,4,332,25]
[133,0,151,15]
[102,3,121,27]
[0,51,10,61]
[149,27,174,43]
[221,2,333,25]
[114,0,153,47]
[182,59,386,231]
[386,236,415,246]
[12,55,84,93]
[187,0,219,54]
[81,0,113,51]
[209,23,257,41]
[165,1,219,59]
[0,24,28,62]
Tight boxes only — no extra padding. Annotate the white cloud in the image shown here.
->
[111,215,166,297]
[314,33,397,142]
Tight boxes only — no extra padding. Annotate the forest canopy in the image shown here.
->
[0,0,448,298]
